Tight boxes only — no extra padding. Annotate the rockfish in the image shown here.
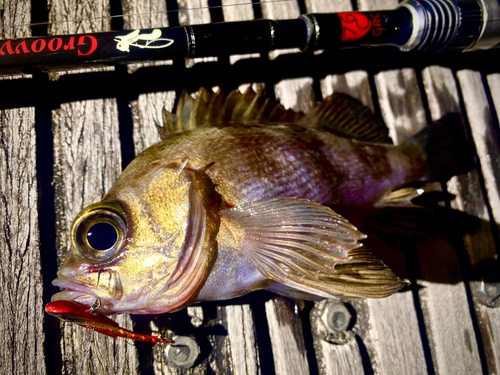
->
[51,88,473,315]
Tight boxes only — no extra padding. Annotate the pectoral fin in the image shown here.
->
[219,198,406,299]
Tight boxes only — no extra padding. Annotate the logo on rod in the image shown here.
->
[114,29,174,52]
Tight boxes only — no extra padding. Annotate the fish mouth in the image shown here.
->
[52,278,99,303]
[51,276,117,312]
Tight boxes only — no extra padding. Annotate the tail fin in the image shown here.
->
[407,113,476,181]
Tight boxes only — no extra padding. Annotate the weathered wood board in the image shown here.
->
[48,1,140,374]
[0,2,45,374]
[0,0,499,374]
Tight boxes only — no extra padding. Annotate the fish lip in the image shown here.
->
[51,289,90,302]
[51,277,102,303]
[52,277,98,296]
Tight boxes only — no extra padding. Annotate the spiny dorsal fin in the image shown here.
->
[220,197,406,299]
[297,93,392,144]
[157,87,304,139]
[159,89,201,138]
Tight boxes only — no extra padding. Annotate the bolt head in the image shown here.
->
[321,301,351,334]
[166,335,200,369]
[485,283,499,298]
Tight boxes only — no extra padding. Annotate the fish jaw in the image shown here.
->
[51,260,123,313]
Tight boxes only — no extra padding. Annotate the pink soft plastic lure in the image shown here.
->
[45,300,174,344]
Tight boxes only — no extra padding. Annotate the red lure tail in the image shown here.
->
[45,300,174,344]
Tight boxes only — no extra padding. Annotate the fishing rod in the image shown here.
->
[1,0,499,74]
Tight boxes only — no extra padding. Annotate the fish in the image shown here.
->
[50,87,474,315]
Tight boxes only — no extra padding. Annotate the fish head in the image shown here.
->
[52,161,217,314]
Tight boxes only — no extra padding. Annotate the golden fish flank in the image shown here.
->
[51,88,474,315]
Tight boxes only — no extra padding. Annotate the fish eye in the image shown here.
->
[86,222,118,251]
[71,204,127,263]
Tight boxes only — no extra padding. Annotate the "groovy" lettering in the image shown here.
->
[0,35,98,57]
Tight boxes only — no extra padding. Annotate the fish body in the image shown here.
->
[113,124,424,206]
[52,89,473,315]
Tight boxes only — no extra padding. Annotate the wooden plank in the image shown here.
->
[131,91,175,155]
[267,78,315,375]
[265,298,310,375]
[0,0,32,79]
[374,67,483,375]
[423,67,500,374]
[122,0,169,29]
[53,100,139,375]
[274,78,315,113]
[222,0,255,22]
[225,304,260,375]
[456,71,500,227]
[0,1,31,38]
[0,108,46,375]
[487,74,500,120]
[0,4,45,374]
[305,0,352,12]
[49,3,140,372]
[372,69,427,143]
[308,71,368,375]
[475,306,500,375]
[357,0,399,10]
[322,70,428,375]
[449,69,500,374]
[48,0,111,33]
[421,66,497,263]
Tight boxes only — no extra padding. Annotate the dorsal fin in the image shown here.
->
[157,87,304,140]
[159,89,201,138]
[297,93,392,144]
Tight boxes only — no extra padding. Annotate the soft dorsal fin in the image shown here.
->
[157,87,305,140]
[297,93,392,144]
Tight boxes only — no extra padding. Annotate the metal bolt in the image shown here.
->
[321,301,351,334]
[165,335,200,369]
[484,283,499,298]
[480,281,500,308]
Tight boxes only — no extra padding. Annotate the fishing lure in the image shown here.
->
[45,300,174,344]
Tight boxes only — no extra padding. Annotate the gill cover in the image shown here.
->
[101,161,220,313]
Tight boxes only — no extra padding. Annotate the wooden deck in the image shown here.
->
[1,0,499,374]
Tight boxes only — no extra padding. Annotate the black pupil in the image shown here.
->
[87,222,118,251]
